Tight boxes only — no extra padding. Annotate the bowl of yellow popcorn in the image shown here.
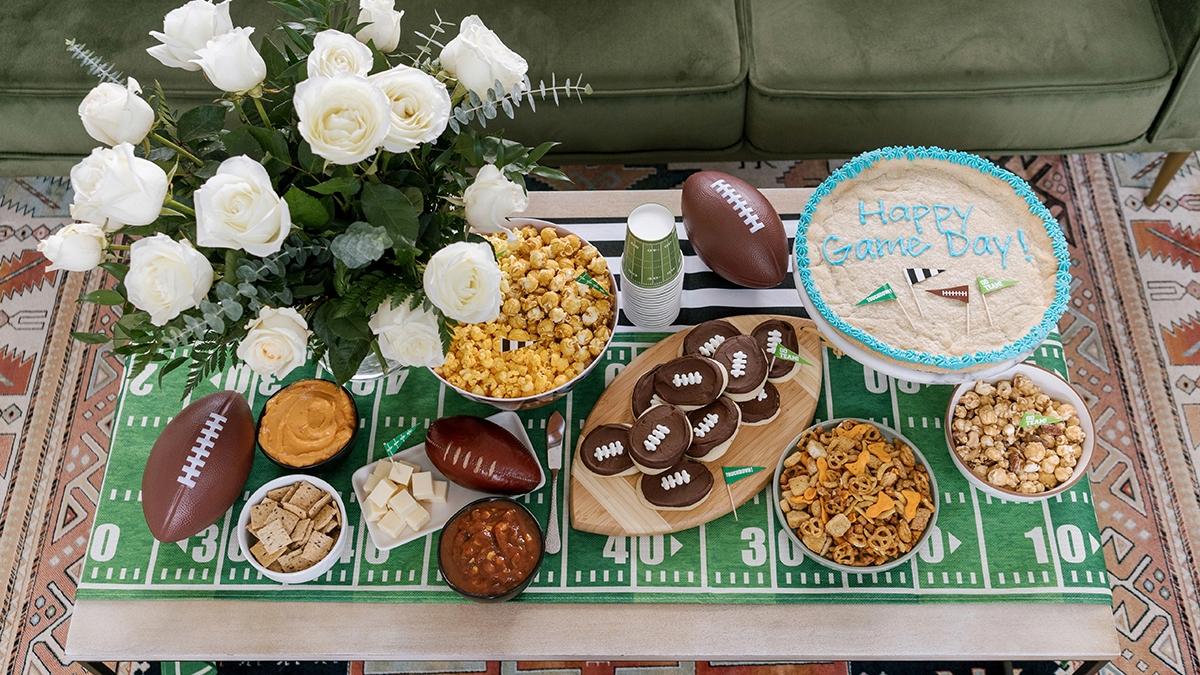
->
[433,220,618,410]
[944,363,1094,502]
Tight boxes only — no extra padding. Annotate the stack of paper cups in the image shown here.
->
[622,203,684,329]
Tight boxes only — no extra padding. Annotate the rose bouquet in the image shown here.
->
[43,0,588,393]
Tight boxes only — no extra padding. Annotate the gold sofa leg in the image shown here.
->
[1145,151,1191,206]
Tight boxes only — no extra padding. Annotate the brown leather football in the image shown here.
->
[425,416,541,494]
[681,171,788,288]
[141,390,255,542]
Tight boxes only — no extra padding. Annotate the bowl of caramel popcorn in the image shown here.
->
[944,364,1094,501]
[433,220,618,410]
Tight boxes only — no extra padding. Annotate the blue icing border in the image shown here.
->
[794,146,1071,370]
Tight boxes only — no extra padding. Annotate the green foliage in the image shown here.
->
[63,1,589,384]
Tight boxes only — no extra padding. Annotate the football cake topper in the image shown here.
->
[976,276,1019,326]
[926,284,972,332]
[856,282,914,327]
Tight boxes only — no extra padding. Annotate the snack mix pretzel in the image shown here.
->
[779,420,935,567]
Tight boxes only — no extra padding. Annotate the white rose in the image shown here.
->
[369,65,451,152]
[236,307,310,380]
[307,29,374,79]
[37,222,107,272]
[294,75,391,164]
[147,0,234,71]
[125,234,214,326]
[355,0,404,53]
[439,15,528,98]
[78,78,155,147]
[195,156,292,256]
[423,241,501,323]
[191,27,266,94]
[369,299,445,368]
[70,144,169,231]
[462,164,527,233]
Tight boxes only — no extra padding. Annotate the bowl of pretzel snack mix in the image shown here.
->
[433,220,618,411]
[945,363,1094,502]
[773,418,939,572]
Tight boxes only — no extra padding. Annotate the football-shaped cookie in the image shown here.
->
[425,416,541,494]
[682,171,788,288]
[141,391,255,543]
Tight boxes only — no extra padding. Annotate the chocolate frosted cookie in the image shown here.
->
[686,397,741,463]
[653,355,727,410]
[737,381,780,425]
[632,365,662,418]
[578,424,636,477]
[629,404,692,474]
[712,335,768,401]
[752,319,799,382]
[682,319,741,358]
[639,459,714,511]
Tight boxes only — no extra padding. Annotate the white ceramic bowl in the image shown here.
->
[237,474,348,584]
[944,363,1094,502]
[430,219,620,411]
[772,418,940,574]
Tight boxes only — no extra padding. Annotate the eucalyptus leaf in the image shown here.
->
[330,221,393,269]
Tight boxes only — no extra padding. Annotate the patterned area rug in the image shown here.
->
[0,154,1197,675]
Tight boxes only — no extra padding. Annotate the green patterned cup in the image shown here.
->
[622,203,683,289]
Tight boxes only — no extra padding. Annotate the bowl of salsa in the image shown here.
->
[437,497,544,602]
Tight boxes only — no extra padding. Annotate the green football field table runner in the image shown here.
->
[67,189,1118,662]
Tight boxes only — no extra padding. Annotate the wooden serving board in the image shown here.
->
[570,315,823,535]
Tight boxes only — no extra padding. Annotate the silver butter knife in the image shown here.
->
[544,411,564,555]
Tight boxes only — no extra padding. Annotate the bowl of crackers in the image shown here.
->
[237,475,347,584]
[432,219,618,411]
[773,418,939,573]
[945,363,1094,502]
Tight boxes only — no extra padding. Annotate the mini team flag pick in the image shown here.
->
[976,276,1019,327]
[926,284,972,333]
[383,425,422,456]
[856,282,915,328]
[903,267,945,318]
[575,271,610,296]
[1019,411,1064,428]
[722,466,766,520]
[772,343,813,366]
[500,338,537,353]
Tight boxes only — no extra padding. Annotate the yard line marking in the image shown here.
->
[969,486,993,589]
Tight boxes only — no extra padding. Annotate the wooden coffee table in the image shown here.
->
[67,189,1118,668]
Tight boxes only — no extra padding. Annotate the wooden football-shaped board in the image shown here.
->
[571,315,822,535]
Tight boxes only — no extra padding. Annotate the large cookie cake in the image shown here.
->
[795,146,1070,375]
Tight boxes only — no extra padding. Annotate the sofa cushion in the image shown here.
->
[746,0,1176,154]
[0,0,746,174]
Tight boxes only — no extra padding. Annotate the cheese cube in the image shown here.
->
[387,488,421,517]
[377,510,408,538]
[366,479,397,508]
[430,480,448,504]
[371,460,393,481]
[410,472,434,501]
[387,461,414,486]
[403,501,430,531]
[362,499,386,523]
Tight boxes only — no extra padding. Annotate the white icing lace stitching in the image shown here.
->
[766,329,783,353]
[755,388,768,401]
[699,334,725,357]
[730,351,748,378]
[673,371,703,387]
[643,424,670,452]
[693,413,719,438]
[593,441,625,461]
[660,469,693,491]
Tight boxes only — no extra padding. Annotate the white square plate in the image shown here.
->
[350,411,545,552]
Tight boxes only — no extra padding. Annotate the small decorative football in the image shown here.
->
[141,391,255,542]
[425,416,541,495]
[681,171,788,288]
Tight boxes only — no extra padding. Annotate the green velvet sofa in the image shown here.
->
[3,0,1199,181]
